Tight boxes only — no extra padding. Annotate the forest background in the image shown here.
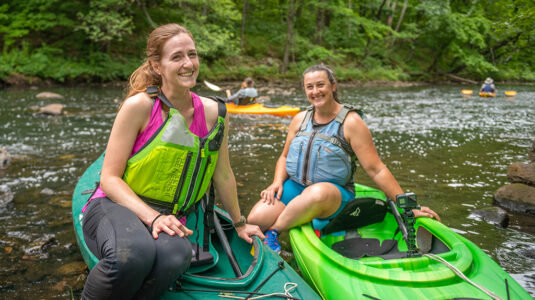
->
[1,0,534,86]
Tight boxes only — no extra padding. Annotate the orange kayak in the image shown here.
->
[226,103,300,117]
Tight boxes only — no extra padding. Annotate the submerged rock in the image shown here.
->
[494,184,535,217]
[36,92,64,99]
[529,150,535,163]
[0,185,14,207]
[0,147,11,169]
[507,162,535,188]
[38,103,64,115]
[470,207,509,228]
[56,261,87,276]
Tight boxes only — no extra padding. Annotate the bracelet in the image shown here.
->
[232,215,247,228]
[150,214,163,232]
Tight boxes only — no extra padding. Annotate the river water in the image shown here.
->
[0,83,534,298]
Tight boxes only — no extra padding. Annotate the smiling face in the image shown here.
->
[303,70,337,108]
[154,33,199,91]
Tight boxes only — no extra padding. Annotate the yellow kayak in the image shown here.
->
[226,103,300,117]
[479,91,496,98]
[461,89,473,95]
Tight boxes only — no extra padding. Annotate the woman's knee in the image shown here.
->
[157,235,192,274]
[247,202,265,223]
[112,239,156,277]
[303,183,341,206]
[247,201,284,230]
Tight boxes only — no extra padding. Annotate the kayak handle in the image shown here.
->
[387,198,409,245]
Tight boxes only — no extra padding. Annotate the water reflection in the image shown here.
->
[0,84,534,297]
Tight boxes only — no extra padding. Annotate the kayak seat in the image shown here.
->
[238,97,255,105]
[332,237,403,259]
[190,243,214,267]
[321,197,388,235]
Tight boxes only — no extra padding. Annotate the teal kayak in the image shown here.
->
[72,154,320,299]
[289,184,532,300]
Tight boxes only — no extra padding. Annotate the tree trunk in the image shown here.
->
[240,0,248,50]
[394,0,408,32]
[386,0,397,28]
[363,0,388,59]
[136,0,156,29]
[348,0,352,37]
[315,0,325,46]
[376,0,387,19]
[281,0,296,73]
[445,74,478,84]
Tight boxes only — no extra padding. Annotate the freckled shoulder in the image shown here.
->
[199,95,220,124]
[120,92,154,116]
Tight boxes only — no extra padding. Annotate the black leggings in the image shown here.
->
[81,197,192,300]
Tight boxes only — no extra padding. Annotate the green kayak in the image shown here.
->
[72,154,320,300]
[289,184,531,300]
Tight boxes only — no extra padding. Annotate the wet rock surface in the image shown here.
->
[494,184,535,217]
[508,162,535,188]
[38,103,64,115]
[494,140,535,218]
[36,92,64,99]
[0,147,11,169]
[470,207,510,228]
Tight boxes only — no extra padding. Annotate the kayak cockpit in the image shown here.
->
[320,216,450,261]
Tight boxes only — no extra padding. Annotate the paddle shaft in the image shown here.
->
[213,213,243,277]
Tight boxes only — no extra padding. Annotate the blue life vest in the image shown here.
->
[481,84,494,92]
[286,104,362,191]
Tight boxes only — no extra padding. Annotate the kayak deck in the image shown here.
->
[479,91,496,97]
[289,184,531,299]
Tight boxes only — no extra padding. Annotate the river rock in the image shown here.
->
[0,185,14,207]
[507,162,535,187]
[56,261,87,276]
[0,146,11,169]
[470,207,509,228]
[38,103,64,115]
[36,91,64,99]
[529,149,535,163]
[494,184,535,216]
[41,188,54,195]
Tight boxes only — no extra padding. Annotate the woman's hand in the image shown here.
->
[151,214,193,239]
[235,224,266,244]
[260,181,284,205]
[413,206,441,222]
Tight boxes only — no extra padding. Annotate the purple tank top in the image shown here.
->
[83,92,209,213]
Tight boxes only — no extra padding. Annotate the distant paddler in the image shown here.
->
[226,77,258,106]
[479,77,496,97]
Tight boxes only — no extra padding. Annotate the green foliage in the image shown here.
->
[0,0,533,84]
[76,1,134,46]
[184,21,241,62]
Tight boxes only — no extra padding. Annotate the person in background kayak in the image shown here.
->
[480,77,496,94]
[80,23,263,299]
[226,77,258,105]
[247,64,440,254]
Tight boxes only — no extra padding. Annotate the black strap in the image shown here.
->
[206,96,228,119]
[203,184,216,252]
